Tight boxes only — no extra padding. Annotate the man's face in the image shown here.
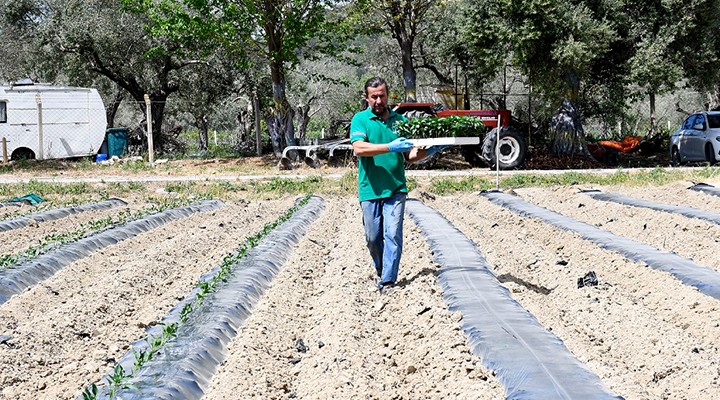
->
[365,84,389,116]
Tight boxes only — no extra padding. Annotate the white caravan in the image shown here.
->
[0,83,107,160]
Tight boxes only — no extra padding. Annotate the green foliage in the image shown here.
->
[429,176,494,195]
[395,116,486,139]
[254,176,324,195]
[165,181,195,193]
[81,383,98,400]
[0,181,90,198]
[107,364,132,398]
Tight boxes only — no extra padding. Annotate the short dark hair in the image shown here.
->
[364,77,387,95]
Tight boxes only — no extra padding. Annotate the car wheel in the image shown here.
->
[671,147,684,167]
[706,143,717,165]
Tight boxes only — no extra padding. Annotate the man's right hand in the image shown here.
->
[387,137,413,153]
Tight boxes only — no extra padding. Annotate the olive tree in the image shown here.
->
[451,0,619,156]
[0,0,212,151]
[124,0,356,157]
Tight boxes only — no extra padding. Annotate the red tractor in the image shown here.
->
[393,103,528,169]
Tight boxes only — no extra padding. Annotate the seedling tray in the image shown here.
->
[407,137,480,147]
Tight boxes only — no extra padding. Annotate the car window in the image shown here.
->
[682,115,697,129]
[708,115,720,129]
[695,114,706,129]
[0,101,6,123]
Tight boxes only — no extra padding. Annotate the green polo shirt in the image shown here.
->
[350,108,408,202]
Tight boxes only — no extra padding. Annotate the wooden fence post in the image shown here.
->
[144,94,154,164]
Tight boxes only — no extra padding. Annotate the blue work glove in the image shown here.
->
[426,145,451,156]
[387,137,414,153]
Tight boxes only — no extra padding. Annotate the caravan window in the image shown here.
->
[0,102,5,123]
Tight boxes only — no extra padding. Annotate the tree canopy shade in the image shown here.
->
[123,0,360,156]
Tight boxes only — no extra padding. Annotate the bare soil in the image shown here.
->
[2,176,720,399]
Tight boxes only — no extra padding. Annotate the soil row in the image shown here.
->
[4,180,719,399]
[428,182,720,400]
[0,197,295,400]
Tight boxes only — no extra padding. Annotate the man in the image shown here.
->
[350,77,442,293]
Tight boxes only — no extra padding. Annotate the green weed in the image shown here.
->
[81,383,98,400]
[254,176,323,195]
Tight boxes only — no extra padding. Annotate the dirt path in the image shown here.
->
[0,198,294,400]
[203,196,503,400]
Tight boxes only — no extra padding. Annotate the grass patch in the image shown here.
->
[428,176,495,195]
[0,181,92,199]
[427,167,720,195]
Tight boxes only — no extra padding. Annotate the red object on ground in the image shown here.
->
[598,136,643,153]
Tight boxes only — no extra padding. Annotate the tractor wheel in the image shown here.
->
[480,126,527,169]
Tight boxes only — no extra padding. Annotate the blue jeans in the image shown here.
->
[360,192,407,285]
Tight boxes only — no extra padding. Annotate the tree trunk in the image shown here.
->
[266,105,295,158]
[150,95,167,151]
[548,99,591,156]
[236,102,253,148]
[264,4,296,158]
[106,88,124,128]
[132,93,167,151]
[649,91,656,138]
[548,71,591,157]
[401,42,417,102]
[296,104,311,143]
[267,58,296,157]
[196,115,209,151]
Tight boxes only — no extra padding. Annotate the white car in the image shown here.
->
[670,111,720,166]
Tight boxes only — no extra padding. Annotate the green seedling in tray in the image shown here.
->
[395,115,486,139]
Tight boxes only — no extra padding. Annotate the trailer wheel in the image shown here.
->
[480,126,526,169]
[405,152,441,170]
[402,110,432,119]
[11,148,35,161]
[461,145,486,167]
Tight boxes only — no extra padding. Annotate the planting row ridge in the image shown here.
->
[482,191,720,300]
[0,198,128,233]
[406,199,622,399]
[83,195,325,400]
[581,189,720,225]
[0,199,223,305]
